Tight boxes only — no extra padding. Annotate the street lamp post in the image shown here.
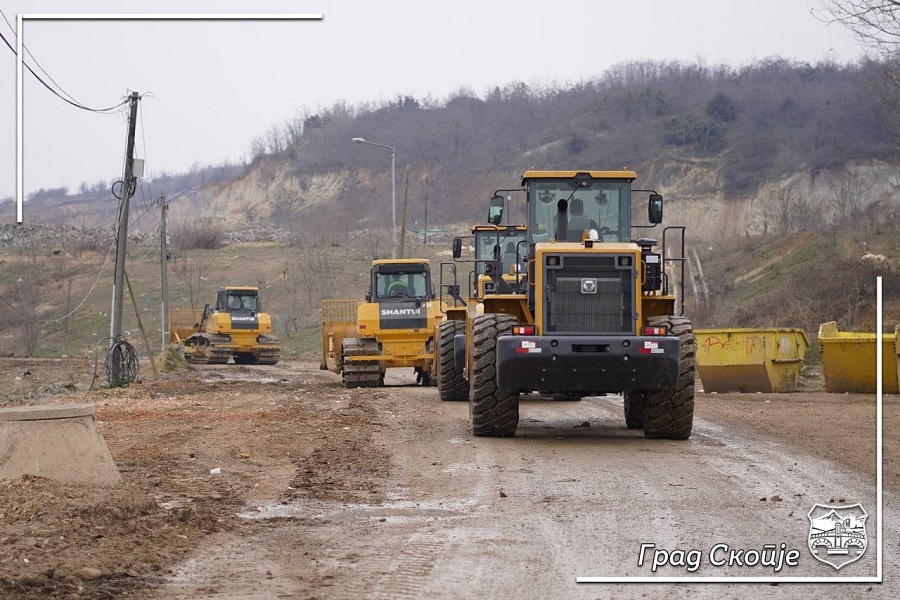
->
[352,137,396,259]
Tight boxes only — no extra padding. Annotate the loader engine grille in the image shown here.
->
[543,254,634,334]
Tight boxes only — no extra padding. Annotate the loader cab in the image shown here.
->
[474,225,527,277]
[526,171,639,246]
[368,261,435,302]
[470,224,527,297]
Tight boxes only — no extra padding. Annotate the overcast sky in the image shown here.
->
[1,0,867,206]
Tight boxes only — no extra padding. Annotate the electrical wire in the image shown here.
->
[106,336,139,387]
[1,8,81,107]
[0,11,128,114]
[89,335,139,390]
[0,236,117,324]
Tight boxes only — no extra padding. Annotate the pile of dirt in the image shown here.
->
[0,475,226,598]
[152,346,192,374]
[0,359,386,598]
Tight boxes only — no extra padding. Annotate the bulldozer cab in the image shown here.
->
[369,261,434,301]
[216,288,259,313]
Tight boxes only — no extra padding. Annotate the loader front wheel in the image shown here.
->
[642,316,695,440]
[438,320,468,401]
[470,314,519,437]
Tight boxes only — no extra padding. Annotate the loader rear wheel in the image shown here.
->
[341,338,382,388]
[642,316,695,440]
[623,391,644,429]
[438,320,468,401]
[470,314,519,437]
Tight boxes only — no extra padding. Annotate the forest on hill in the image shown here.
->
[5,57,897,234]
[283,58,893,194]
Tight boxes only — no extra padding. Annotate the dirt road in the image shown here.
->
[0,358,896,598]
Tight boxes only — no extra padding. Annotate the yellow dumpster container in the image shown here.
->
[817,321,899,394]
[694,328,810,393]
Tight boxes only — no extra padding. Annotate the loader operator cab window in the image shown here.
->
[475,229,526,276]
[529,180,631,245]
[375,267,430,300]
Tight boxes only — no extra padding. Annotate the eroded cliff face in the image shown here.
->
[167,154,899,244]
[654,158,898,241]
[167,158,353,226]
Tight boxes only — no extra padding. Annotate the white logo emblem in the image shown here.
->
[581,278,597,294]
[807,503,868,570]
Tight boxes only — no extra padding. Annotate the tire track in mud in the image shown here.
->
[151,369,898,598]
[343,530,448,600]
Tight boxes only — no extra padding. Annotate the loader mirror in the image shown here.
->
[648,194,663,224]
[452,237,462,260]
[488,194,504,225]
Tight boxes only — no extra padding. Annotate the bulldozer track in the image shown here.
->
[341,338,382,388]
[183,334,232,365]
[257,348,281,366]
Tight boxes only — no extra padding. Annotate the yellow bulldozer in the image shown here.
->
[321,259,444,387]
[169,286,281,365]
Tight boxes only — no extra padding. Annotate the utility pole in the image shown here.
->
[423,175,429,245]
[159,192,169,352]
[399,165,410,259]
[109,91,140,383]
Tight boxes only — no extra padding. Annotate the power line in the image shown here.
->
[0,12,127,114]
[0,236,117,324]
[0,8,81,107]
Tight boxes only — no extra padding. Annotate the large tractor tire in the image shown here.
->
[642,315,695,440]
[623,391,644,429]
[469,313,519,437]
[438,320,468,401]
[341,338,382,388]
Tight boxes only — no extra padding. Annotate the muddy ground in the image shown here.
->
[0,356,897,598]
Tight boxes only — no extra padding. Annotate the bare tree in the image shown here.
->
[817,1,900,54]
[11,278,40,356]
[819,2,900,148]
[266,124,284,155]
[171,252,207,309]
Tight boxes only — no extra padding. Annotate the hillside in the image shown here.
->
[1,58,898,358]
[0,219,895,363]
[5,59,895,230]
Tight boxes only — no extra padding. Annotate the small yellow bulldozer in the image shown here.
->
[169,286,280,365]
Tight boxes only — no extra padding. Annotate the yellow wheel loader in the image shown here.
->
[321,259,445,387]
[170,286,281,365]
[459,170,694,439]
[437,223,527,402]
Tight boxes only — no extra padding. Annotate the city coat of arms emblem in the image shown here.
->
[807,503,868,570]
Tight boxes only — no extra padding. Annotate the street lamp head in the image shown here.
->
[352,137,366,143]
